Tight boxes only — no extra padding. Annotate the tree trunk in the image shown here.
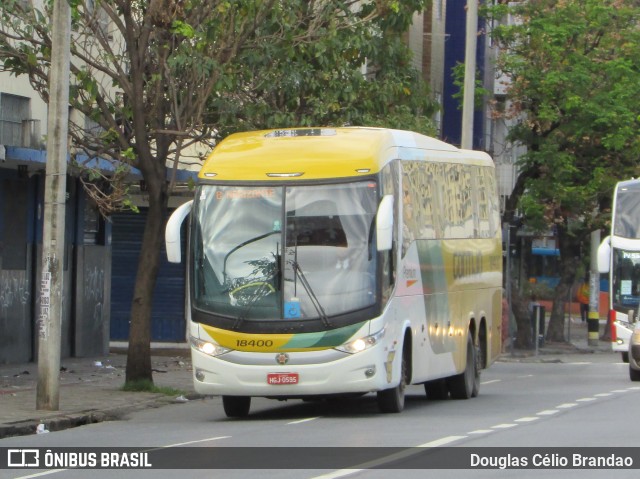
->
[546,224,582,342]
[510,276,533,349]
[125,177,169,384]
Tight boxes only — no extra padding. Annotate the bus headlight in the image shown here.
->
[335,329,385,354]
[190,336,231,357]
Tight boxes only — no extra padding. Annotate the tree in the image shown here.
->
[487,0,640,344]
[202,1,435,136]
[0,0,434,382]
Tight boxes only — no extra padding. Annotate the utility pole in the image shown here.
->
[460,0,478,149]
[588,230,601,347]
[36,0,71,410]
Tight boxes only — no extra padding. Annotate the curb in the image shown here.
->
[498,342,612,363]
[0,393,205,440]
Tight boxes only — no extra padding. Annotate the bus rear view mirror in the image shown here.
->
[376,195,394,252]
[597,236,611,273]
[165,200,193,263]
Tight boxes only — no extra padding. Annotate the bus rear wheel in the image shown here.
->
[222,395,251,418]
[447,333,479,399]
[377,349,408,413]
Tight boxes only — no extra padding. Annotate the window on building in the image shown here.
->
[0,94,30,147]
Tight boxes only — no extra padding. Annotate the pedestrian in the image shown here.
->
[577,278,589,322]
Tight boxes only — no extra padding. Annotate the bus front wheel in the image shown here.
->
[222,395,251,418]
[377,349,408,413]
[447,333,479,399]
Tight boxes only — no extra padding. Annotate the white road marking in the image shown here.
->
[418,436,468,447]
[12,471,66,479]
[481,379,501,385]
[288,417,320,425]
[468,429,495,434]
[576,397,596,402]
[594,393,612,397]
[491,423,518,429]
[536,410,559,416]
[515,417,540,423]
[556,403,578,409]
[162,436,230,447]
[311,436,466,479]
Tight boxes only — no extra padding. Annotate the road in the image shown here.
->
[2,352,639,479]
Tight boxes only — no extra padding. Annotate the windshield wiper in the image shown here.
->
[290,258,331,328]
[231,280,275,330]
[222,230,281,284]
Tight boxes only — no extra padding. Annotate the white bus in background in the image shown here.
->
[165,127,503,417]
[598,179,640,362]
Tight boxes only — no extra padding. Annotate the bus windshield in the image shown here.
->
[614,182,640,238]
[191,182,378,323]
[612,248,640,312]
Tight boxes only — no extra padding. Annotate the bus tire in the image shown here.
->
[447,333,479,400]
[377,348,408,413]
[222,395,251,418]
[630,365,640,381]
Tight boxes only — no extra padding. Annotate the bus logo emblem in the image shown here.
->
[275,353,289,365]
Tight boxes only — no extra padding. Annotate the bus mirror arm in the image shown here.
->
[597,236,611,273]
[165,200,193,263]
[376,195,394,252]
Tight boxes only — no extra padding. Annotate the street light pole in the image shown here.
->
[461,0,478,150]
[36,0,71,411]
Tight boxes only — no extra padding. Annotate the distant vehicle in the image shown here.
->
[598,179,640,363]
[629,323,640,381]
[165,127,503,417]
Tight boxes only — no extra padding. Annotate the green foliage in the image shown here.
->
[451,62,490,110]
[0,0,431,218]
[486,0,640,235]
[197,0,436,139]
[1,0,434,174]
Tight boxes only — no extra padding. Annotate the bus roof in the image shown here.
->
[199,127,492,181]
[616,178,640,190]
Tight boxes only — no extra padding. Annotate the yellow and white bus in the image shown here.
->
[165,127,503,417]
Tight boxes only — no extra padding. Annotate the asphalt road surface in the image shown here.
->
[2,352,638,479]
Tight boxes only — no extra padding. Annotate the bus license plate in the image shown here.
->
[267,372,299,385]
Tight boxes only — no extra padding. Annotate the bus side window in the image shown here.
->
[381,161,399,303]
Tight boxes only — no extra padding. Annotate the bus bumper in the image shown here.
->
[612,320,633,353]
[190,345,395,397]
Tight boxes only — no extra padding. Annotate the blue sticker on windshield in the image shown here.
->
[284,300,301,319]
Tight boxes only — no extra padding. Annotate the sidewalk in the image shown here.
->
[0,350,197,439]
[501,316,613,361]
[0,319,615,440]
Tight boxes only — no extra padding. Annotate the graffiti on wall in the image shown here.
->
[0,272,30,310]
